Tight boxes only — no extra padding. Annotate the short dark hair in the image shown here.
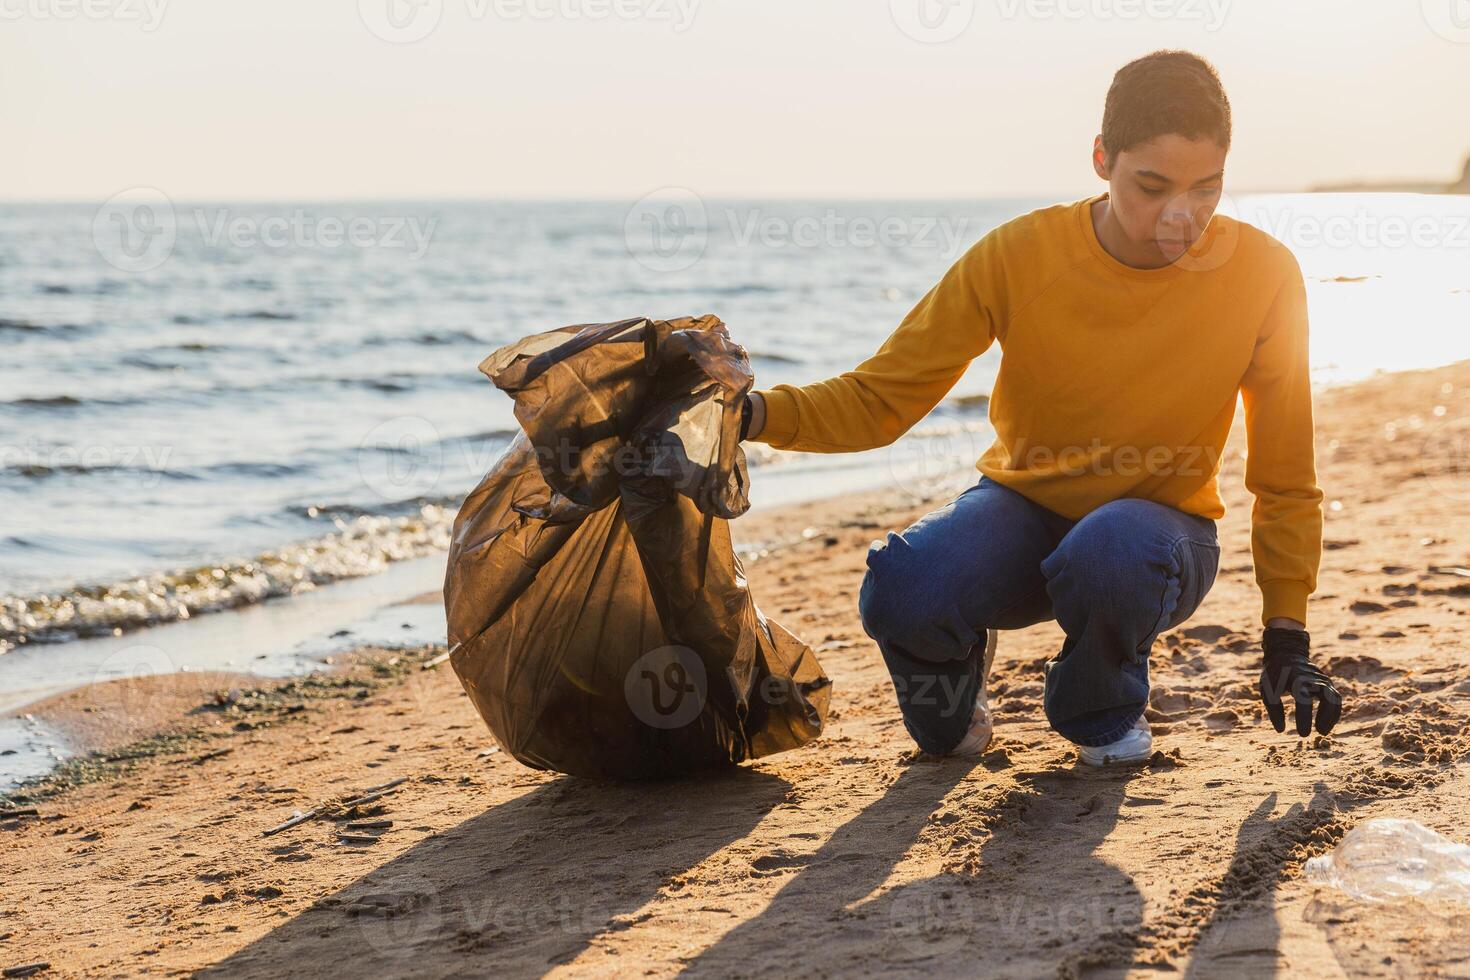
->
[1101,50,1232,157]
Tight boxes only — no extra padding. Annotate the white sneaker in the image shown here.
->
[949,629,1000,757]
[1077,715,1153,767]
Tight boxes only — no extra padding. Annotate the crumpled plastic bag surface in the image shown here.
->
[444,316,832,779]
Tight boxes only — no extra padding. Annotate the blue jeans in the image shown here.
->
[858,477,1220,752]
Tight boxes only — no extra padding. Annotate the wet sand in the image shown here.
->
[2,360,1469,978]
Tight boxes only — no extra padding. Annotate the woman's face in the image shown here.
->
[1093,133,1229,265]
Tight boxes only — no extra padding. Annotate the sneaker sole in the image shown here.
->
[948,629,1000,758]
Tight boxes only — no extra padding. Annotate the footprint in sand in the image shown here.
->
[1166,648,1209,676]
[1147,688,1213,724]
[1178,624,1233,643]
[1350,600,1391,615]
[1201,708,1241,733]
[1323,654,1403,684]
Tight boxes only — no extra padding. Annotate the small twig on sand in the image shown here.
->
[190,748,234,766]
[4,964,51,978]
[262,778,410,837]
[1429,565,1470,579]
[337,834,382,845]
[335,789,392,811]
[348,777,409,801]
[345,820,393,831]
[263,809,319,837]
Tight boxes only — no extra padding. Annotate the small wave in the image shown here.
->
[37,283,73,295]
[949,393,991,411]
[227,310,298,322]
[5,395,83,409]
[0,318,44,334]
[745,350,802,365]
[0,318,85,336]
[3,391,151,411]
[362,329,481,348]
[204,461,310,479]
[703,283,783,297]
[0,505,454,654]
[2,461,193,481]
[121,354,181,372]
[358,378,413,393]
[286,494,462,522]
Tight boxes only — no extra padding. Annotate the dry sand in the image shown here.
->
[2,361,1469,978]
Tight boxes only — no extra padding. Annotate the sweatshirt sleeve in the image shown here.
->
[1240,256,1324,626]
[751,234,1002,453]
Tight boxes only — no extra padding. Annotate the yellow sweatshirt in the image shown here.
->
[753,195,1323,625]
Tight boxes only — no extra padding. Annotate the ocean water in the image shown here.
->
[2,193,1467,663]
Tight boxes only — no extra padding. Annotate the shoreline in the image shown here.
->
[2,358,1469,976]
[4,357,1468,790]
[8,311,1467,667]
[0,479,965,796]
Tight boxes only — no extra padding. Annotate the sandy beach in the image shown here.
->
[3,359,1469,979]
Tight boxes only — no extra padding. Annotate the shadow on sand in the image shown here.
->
[680,762,1147,977]
[205,760,1349,977]
[201,767,792,978]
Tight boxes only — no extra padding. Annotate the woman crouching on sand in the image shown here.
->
[739,50,1344,765]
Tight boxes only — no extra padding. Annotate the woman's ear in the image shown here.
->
[1092,136,1110,180]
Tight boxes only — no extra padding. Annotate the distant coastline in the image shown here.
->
[1312,153,1470,194]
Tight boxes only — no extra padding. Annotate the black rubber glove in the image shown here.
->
[739,396,754,442]
[1259,628,1343,737]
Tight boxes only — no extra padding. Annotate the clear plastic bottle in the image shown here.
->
[1305,818,1470,904]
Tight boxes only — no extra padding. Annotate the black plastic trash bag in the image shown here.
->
[444,316,832,780]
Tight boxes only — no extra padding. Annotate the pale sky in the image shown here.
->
[5,0,1468,200]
